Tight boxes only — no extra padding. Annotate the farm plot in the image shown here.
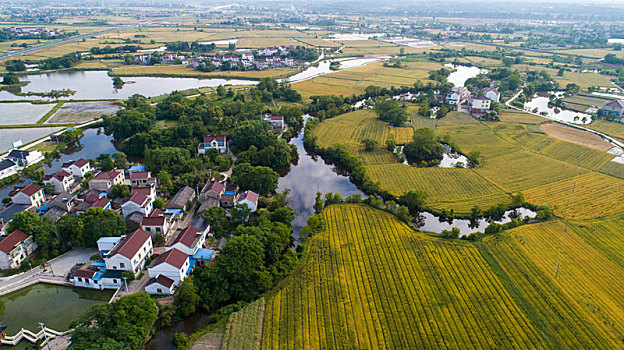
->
[568,215,624,270]
[487,221,624,348]
[475,150,587,193]
[498,111,545,124]
[482,232,622,350]
[539,123,613,152]
[435,111,480,126]
[523,172,624,220]
[599,161,624,179]
[46,101,122,124]
[261,204,545,350]
[367,164,510,213]
[586,120,624,140]
[222,297,266,350]
[539,139,614,170]
[437,123,517,159]
[389,127,413,144]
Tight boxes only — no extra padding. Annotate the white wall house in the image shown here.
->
[235,191,259,212]
[0,159,18,180]
[470,96,491,114]
[145,275,175,295]
[147,247,191,286]
[44,170,75,194]
[166,225,207,256]
[104,229,153,276]
[0,230,37,270]
[62,158,92,178]
[11,184,45,208]
[198,135,227,154]
[141,213,170,237]
[121,192,154,218]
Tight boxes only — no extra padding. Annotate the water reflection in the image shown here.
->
[444,63,487,87]
[416,208,536,237]
[524,92,592,124]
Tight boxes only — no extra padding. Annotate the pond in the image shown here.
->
[278,116,363,240]
[0,128,120,200]
[0,103,54,126]
[524,92,592,124]
[145,311,211,350]
[283,57,385,83]
[415,207,537,237]
[0,71,255,101]
[0,283,113,347]
[444,63,487,87]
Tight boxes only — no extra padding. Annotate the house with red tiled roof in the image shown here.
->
[198,135,227,154]
[141,210,171,238]
[147,248,191,293]
[121,192,154,218]
[131,184,157,201]
[145,274,176,295]
[44,169,75,193]
[62,158,92,178]
[11,183,45,208]
[264,115,285,131]
[0,230,37,269]
[104,229,153,275]
[236,190,259,212]
[200,181,224,201]
[166,225,207,256]
[129,171,152,187]
[90,197,111,210]
[89,169,125,192]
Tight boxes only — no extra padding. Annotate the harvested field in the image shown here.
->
[539,122,613,152]
[47,101,123,124]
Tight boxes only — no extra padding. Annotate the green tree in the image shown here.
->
[6,211,59,258]
[157,170,174,195]
[96,154,115,172]
[231,203,253,225]
[174,278,200,318]
[81,208,126,247]
[202,207,231,238]
[2,72,20,85]
[399,190,428,213]
[153,198,164,209]
[313,191,324,214]
[230,163,279,195]
[57,214,85,247]
[110,184,130,199]
[362,138,378,151]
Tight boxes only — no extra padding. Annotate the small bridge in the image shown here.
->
[0,326,72,346]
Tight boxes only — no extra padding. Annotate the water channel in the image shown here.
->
[524,92,593,124]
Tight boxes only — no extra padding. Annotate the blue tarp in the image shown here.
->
[186,258,197,275]
[37,204,49,211]
[224,190,235,196]
[165,208,182,215]
[128,165,146,172]
[193,249,214,260]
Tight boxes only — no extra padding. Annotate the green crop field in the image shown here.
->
[438,123,517,158]
[568,215,624,270]
[586,120,624,140]
[222,298,266,350]
[261,204,546,349]
[538,139,614,170]
[599,161,624,179]
[498,111,545,124]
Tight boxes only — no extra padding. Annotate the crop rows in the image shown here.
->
[261,204,545,349]
[389,127,413,144]
[475,150,587,193]
[569,215,624,270]
[438,123,517,158]
[523,172,624,219]
[599,161,624,179]
[539,139,614,170]
[222,297,266,350]
[484,221,624,348]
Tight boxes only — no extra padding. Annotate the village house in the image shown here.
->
[200,181,224,201]
[0,159,18,180]
[121,192,154,218]
[141,210,171,238]
[71,261,122,290]
[133,54,152,64]
[145,274,175,295]
[446,86,470,105]
[482,87,500,102]
[146,248,192,294]
[131,183,157,201]
[0,204,27,233]
[241,52,254,61]
[470,96,491,115]
[129,171,152,187]
[198,135,227,154]
[11,184,45,209]
[89,169,125,192]
[103,229,153,276]
[220,194,235,208]
[43,192,77,222]
[284,57,295,66]
[97,236,122,257]
[236,190,259,212]
[44,170,75,194]
[166,225,208,256]
[162,52,187,64]
[602,99,624,117]
[6,149,43,167]
[264,115,286,131]
[62,158,91,178]
[168,186,196,211]
[0,230,37,270]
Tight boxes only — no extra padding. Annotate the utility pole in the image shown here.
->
[564,219,569,232]
[554,262,561,279]
[123,277,128,293]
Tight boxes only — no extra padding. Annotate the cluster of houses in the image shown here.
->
[5,26,58,37]
[0,148,44,181]
[445,86,500,117]
[197,181,259,215]
[133,45,302,71]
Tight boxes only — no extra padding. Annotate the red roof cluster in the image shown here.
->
[92,169,122,181]
[129,171,150,180]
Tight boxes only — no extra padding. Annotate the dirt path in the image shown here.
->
[540,122,614,152]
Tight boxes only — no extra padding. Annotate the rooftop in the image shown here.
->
[18,183,42,197]
[0,230,28,254]
[109,229,151,259]
[172,226,201,248]
[151,248,188,269]
[146,274,174,288]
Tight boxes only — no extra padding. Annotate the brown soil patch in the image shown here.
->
[540,122,613,152]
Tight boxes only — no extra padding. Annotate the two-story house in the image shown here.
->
[121,192,154,218]
[11,184,45,208]
[200,181,224,201]
[6,149,43,167]
[129,171,152,187]
[104,229,153,276]
[89,169,125,192]
[62,158,92,178]
[470,96,491,115]
[0,230,38,269]
[166,225,207,256]
[44,170,75,193]
[198,135,227,154]
[141,210,171,238]
[146,248,191,294]
[235,190,259,212]
[446,86,470,105]
[264,115,286,131]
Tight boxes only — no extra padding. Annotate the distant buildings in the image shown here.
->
[264,115,286,131]
[446,86,470,105]
[602,99,624,117]
[470,96,492,115]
